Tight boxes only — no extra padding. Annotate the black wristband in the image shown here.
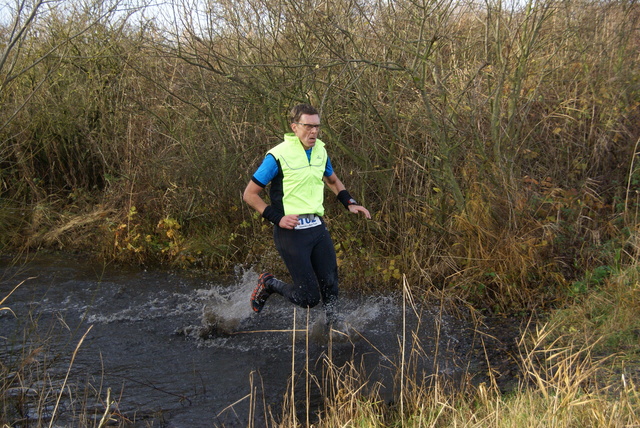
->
[262,205,283,225]
[337,190,358,209]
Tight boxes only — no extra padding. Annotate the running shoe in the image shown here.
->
[251,272,274,313]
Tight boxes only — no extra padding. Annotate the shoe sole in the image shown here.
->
[251,274,273,313]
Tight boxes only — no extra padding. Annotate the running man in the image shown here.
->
[243,103,371,323]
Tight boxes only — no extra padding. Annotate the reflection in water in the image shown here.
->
[0,254,488,427]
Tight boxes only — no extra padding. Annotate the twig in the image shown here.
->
[48,325,93,428]
[0,278,32,316]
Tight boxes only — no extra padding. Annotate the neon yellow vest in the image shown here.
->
[268,133,327,216]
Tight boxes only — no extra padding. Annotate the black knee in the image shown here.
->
[300,296,321,308]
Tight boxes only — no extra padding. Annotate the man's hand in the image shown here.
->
[348,205,371,219]
[278,214,300,229]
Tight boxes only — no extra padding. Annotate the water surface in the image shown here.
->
[0,254,504,427]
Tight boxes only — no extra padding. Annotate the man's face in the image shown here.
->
[291,114,320,149]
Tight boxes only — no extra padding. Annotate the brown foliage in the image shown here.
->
[0,0,639,311]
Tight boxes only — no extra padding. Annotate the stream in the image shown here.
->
[0,253,521,427]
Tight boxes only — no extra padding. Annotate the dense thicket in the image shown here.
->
[1,0,639,311]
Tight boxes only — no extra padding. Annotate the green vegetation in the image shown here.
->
[1,0,639,425]
[1,0,637,311]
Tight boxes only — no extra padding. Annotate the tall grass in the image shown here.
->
[0,0,640,311]
[250,270,640,427]
[0,0,639,304]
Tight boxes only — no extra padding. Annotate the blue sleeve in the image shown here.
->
[325,156,334,177]
[252,154,279,187]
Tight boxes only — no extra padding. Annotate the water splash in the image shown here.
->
[195,269,258,336]
[172,268,409,353]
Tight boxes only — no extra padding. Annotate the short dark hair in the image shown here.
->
[289,104,319,124]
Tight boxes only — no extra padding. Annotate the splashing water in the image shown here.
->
[0,254,484,427]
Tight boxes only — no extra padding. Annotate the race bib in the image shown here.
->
[295,214,322,230]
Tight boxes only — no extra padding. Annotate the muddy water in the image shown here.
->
[0,254,511,427]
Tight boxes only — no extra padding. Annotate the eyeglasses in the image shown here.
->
[295,122,321,130]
